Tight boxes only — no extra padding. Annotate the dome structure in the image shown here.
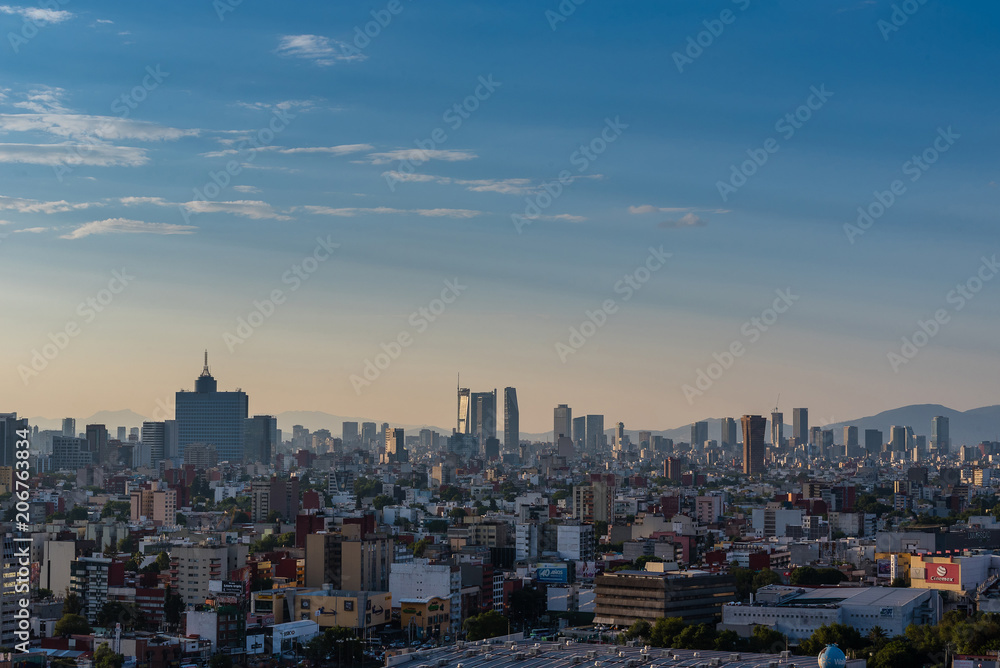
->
[818,645,847,668]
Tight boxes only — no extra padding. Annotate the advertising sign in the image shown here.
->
[926,562,959,584]
[876,559,890,578]
[222,580,245,596]
[536,563,570,584]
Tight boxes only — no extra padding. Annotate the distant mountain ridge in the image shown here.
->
[26,403,1000,447]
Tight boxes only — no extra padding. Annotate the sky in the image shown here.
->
[1,0,998,433]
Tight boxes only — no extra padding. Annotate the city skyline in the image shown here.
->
[3,2,998,432]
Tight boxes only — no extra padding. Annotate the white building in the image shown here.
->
[389,560,461,634]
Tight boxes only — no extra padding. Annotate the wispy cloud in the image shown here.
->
[119,196,290,220]
[658,213,707,228]
[0,195,103,214]
[275,34,365,66]
[61,218,196,240]
[9,86,70,113]
[13,226,46,233]
[303,206,482,219]
[364,149,477,165]
[382,171,601,196]
[0,142,148,166]
[201,143,372,159]
[0,5,73,24]
[629,204,729,215]
[233,185,261,194]
[0,113,196,141]
[519,213,586,223]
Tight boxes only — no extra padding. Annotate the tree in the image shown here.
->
[155,551,171,572]
[373,494,394,511]
[175,512,187,526]
[62,592,83,616]
[749,625,786,653]
[752,568,782,592]
[624,619,652,641]
[55,613,92,636]
[449,507,467,521]
[412,538,431,557]
[94,644,124,668]
[800,623,865,655]
[266,510,282,523]
[164,589,184,631]
[464,610,508,641]
[870,638,917,668]
[650,617,685,647]
[714,630,740,651]
[673,624,716,650]
[789,566,845,586]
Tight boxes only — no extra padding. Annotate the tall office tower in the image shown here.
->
[931,416,950,453]
[386,428,407,463]
[457,386,471,433]
[905,426,915,448]
[585,415,605,454]
[771,412,783,446]
[741,415,767,474]
[85,424,109,465]
[809,427,822,449]
[117,426,127,441]
[504,387,519,452]
[175,352,249,463]
[792,408,808,446]
[141,421,166,463]
[720,418,737,449]
[471,390,497,445]
[822,430,834,453]
[129,427,139,440]
[51,436,91,470]
[292,425,310,450]
[691,421,708,448]
[554,404,572,441]
[0,413,29,467]
[613,422,626,451]
[361,422,377,448]
[62,418,75,437]
[164,420,179,459]
[305,530,394,591]
[380,422,389,447]
[251,476,300,522]
[342,421,359,446]
[844,426,859,453]
[864,429,883,454]
[244,415,278,465]
[665,457,682,481]
[890,426,907,451]
[638,431,652,449]
[572,416,586,450]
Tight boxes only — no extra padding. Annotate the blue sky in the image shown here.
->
[2,0,997,433]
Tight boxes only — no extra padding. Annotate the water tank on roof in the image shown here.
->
[818,645,847,668]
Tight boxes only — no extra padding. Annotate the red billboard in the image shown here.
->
[926,562,959,584]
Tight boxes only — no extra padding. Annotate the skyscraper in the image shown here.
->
[864,429,883,454]
[470,390,497,445]
[843,426,859,454]
[691,421,708,448]
[141,421,165,463]
[720,418,737,449]
[890,426,907,451]
[0,413,29,467]
[554,404,572,441]
[572,416,586,450]
[62,418,76,437]
[792,408,808,446]
[342,422,359,447]
[769,412,782,447]
[741,415,767,474]
[175,352,249,463]
[457,386,471,433]
[504,387,519,452]
[85,424,109,465]
[361,422,377,448]
[585,414,605,455]
[931,416,950,453]
[385,428,407,463]
[244,415,278,464]
[614,422,625,451]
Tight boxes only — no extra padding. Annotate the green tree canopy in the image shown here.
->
[55,613,92,636]
[94,644,124,668]
[464,610,508,641]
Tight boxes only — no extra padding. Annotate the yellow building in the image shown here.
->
[0,467,12,495]
[399,596,451,640]
[910,555,966,592]
[296,589,392,631]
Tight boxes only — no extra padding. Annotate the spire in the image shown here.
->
[201,349,211,377]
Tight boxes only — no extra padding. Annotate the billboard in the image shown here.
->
[926,562,959,584]
[222,580,246,597]
[876,559,890,578]
[536,563,570,584]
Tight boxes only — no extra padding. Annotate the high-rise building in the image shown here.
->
[175,352,249,463]
[691,421,708,448]
[244,415,278,465]
[741,415,767,475]
[251,476,300,522]
[51,436,92,471]
[183,442,218,469]
[614,422,626,451]
[864,429,883,454]
[720,418,737,449]
[771,412,783,446]
[164,419,179,460]
[117,426,127,441]
[129,481,177,526]
[572,416,586,450]
[554,404,572,442]
[342,422,359,447]
[305,530,394,591]
[169,544,249,607]
[931,416,950,453]
[638,431,652,449]
[0,413,29,467]
[792,408,808,446]
[665,457,682,481]
[141,421,166,463]
[844,426,859,453]
[85,423,109,465]
[385,428,407,463]
[585,414,605,454]
[470,390,497,446]
[890,426,907,451]
[457,386,471,433]
[361,422,377,448]
[503,387,519,452]
[62,417,76,437]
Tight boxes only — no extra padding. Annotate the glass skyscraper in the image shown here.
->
[175,352,249,463]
